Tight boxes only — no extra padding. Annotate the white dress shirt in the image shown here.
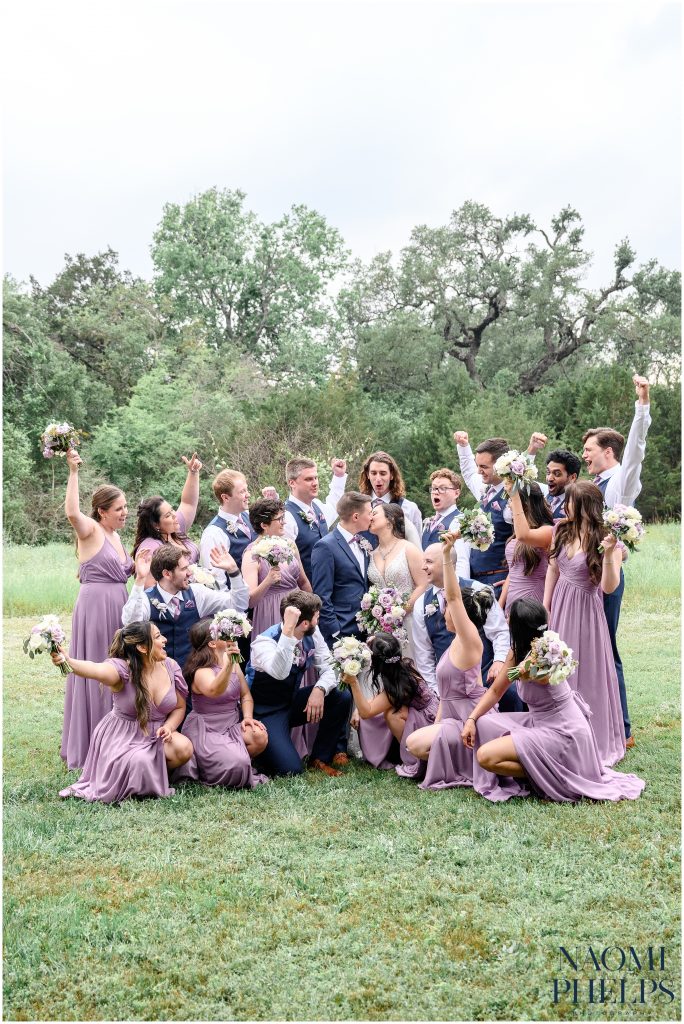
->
[412,584,509,694]
[249,627,338,695]
[122,576,249,626]
[596,402,652,508]
[336,523,367,574]
[456,444,514,524]
[199,510,252,589]
[283,474,348,540]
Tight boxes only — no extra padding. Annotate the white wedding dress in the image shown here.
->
[367,546,418,662]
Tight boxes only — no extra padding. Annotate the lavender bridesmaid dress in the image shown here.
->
[60,537,134,770]
[394,681,439,780]
[59,658,187,802]
[504,537,549,616]
[243,542,303,636]
[137,510,199,564]
[173,666,269,788]
[419,651,528,801]
[549,544,626,766]
[475,678,645,802]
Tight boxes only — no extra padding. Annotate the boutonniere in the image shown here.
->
[225,520,239,535]
[491,501,502,512]
[424,600,439,618]
[357,537,373,555]
[184,599,195,610]
[422,517,433,529]
[298,508,316,529]
[150,598,171,619]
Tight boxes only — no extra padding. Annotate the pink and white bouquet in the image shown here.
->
[356,585,409,647]
[209,610,252,663]
[41,422,81,459]
[251,536,296,567]
[494,449,538,495]
[23,614,72,675]
[330,635,372,687]
[188,565,219,590]
[600,504,644,552]
[507,629,578,686]
[456,508,494,551]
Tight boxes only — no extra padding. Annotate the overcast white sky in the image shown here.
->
[3,0,681,288]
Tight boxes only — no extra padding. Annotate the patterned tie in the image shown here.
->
[483,485,496,505]
[593,475,602,486]
[293,643,307,668]
[168,595,181,619]
[436,589,445,613]
[237,516,251,538]
[430,514,443,532]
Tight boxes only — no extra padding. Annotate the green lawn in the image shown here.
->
[3,527,681,1021]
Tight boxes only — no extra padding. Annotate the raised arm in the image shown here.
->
[505,484,553,549]
[64,450,98,546]
[177,453,202,530]
[318,458,348,525]
[453,431,484,502]
[441,529,483,668]
[606,376,652,507]
[51,648,122,688]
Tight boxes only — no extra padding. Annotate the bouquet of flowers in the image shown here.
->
[251,536,296,567]
[600,504,645,552]
[188,565,219,589]
[507,629,578,686]
[209,610,252,663]
[494,449,538,495]
[456,508,494,551]
[330,635,372,687]
[41,422,81,459]
[356,585,409,646]
[23,615,72,675]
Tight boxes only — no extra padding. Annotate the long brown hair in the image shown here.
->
[132,495,191,557]
[512,483,554,575]
[358,451,407,500]
[108,621,156,731]
[183,618,218,689]
[550,480,605,585]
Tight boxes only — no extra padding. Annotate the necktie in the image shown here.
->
[169,595,181,619]
[483,485,496,505]
[436,589,445,613]
[350,534,363,545]
[593,475,602,486]
[430,515,443,531]
[237,516,251,538]
[293,643,307,668]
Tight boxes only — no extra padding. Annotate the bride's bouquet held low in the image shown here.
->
[507,630,578,686]
[24,615,72,675]
[494,449,538,496]
[330,636,372,688]
[356,585,409,646]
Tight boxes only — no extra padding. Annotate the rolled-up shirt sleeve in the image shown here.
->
[250,631,296,679]
[122,584,151,625]
[312,628,337,694]
[456,444,484,502]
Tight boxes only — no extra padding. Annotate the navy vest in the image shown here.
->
[146,585,200,679]
[550,494,567,521]
[285,499,328,581]
[208,512,256,577]
[469,489,512,580]
[423,586,455,664]
[249,624,317,712]
[595,477,609,498]
[421,507,461,550]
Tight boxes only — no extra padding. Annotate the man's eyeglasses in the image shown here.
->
[429,486,457,495]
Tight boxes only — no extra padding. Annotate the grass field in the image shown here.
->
[3,527,681,1021]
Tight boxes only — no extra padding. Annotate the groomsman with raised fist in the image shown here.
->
[581,373,652,749]
[282,457,348,582]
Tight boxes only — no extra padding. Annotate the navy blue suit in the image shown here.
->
[310,528,370,647]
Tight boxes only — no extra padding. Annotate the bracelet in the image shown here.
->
[227,569,241,578]
[466,717,476,724]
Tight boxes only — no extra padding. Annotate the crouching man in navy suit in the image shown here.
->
[249,590,352,777]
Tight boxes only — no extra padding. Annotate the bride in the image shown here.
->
[368,503,428,660]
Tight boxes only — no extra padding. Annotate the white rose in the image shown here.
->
[343,658,361,676]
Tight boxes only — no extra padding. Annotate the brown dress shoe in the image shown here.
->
[309,759,343,777]
[625,735,636,749]
[332,753,351,767]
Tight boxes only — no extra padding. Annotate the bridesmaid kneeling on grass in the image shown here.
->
[342,632,438,781]
[52,622,193,803]
[460,598,645,803]
[173,619,270,789]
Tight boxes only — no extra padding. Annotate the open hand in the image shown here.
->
[181,452,203,474]
[241,717,267,734]
[305,686,324,723]
[261,486,279,500]
[157,724,173,741]
[134,548,153,584]
[210,545,238,574]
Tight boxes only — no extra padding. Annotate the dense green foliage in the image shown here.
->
[3,526,681,1020]
[3,191,680,543]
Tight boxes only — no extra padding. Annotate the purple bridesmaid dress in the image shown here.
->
[60,537,134,770]
[475,678,645,802]
[243,542,303,636]
[419,651,528,801]
[549,544,626,766]
[174,665,269,788]
[59,658,187,802]
[136,509,200,564]
[395,682,439,780]
[504,537,549,616]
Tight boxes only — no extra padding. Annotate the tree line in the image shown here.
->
[3,188,680,544]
